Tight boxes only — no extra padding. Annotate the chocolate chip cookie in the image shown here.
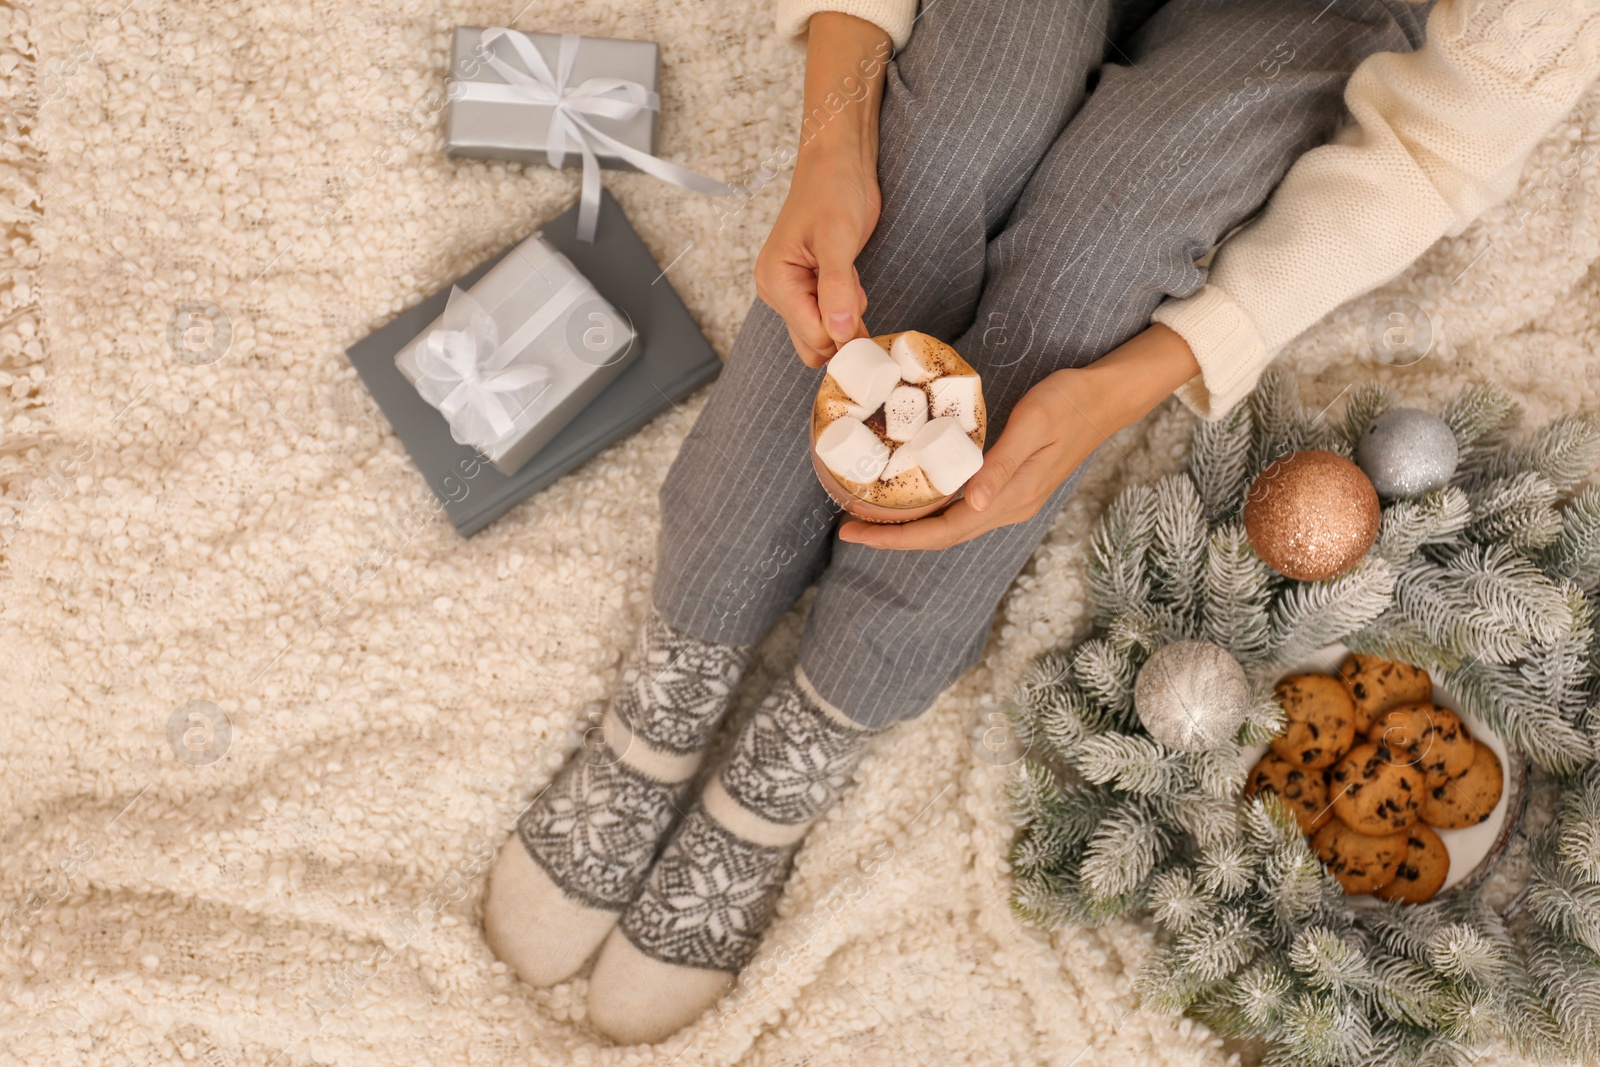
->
[1373,824,1450,904]
[1328,741,1423,834]
[1270,673,1357,769]
[1312,817,1408,894]
[1245,753,1334,833]
[1337,653,1432,733]
[1421,739,1504,829]
[1367,703,1475,787]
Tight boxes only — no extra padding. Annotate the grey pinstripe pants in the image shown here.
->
[655,0,1427,728]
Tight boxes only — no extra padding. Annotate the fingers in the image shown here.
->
[965,403,1053,512]
[787,324,833,369]
[839,501,993,551]
[816,240,865,347]
[756,257,837,366]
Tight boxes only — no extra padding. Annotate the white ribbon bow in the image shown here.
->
[413,286,555,449]
[454,29,733,241]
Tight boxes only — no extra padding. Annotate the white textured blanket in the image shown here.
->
[2,0,1597,1062]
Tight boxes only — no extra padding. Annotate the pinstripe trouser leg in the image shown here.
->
[661,0,1428,727]
[652,0,1114,646]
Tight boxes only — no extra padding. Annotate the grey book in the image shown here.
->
[346,189,722,536]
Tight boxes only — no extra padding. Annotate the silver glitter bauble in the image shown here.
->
[1356,407,1460,498]
[1134,640,1251,753]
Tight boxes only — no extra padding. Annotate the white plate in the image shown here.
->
[1246,643,1517,895]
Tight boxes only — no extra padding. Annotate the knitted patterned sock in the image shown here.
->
[482,610,750,986]
[586,668,882,1043]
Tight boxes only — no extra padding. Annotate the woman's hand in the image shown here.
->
[839,325,1205,550]
[754,13,892,368]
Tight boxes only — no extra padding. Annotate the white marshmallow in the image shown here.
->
[904,417,984,495]
[883,385,929,442]
[881,443,920,481]
[889,331,941,384]
[827,338,901,411]
[929,374,981,433]
[815,417,890,484]
[820,394,874,423]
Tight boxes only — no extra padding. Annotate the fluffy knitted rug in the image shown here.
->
[2,0,1597,1063]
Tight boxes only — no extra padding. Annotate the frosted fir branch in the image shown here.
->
[1556,768,1600,882]
[1087,483,1158,622]
[1471,412,1600,494]
[1008,761,1069,832]
[1290,928,1374,998]
[1017,648,1076,705]
[1375,487,1471,564]
[1256,828,1329,934]
[1427,924,1507,985]
[1029,681,1120,759]
[1197,839,1256,900]
[1522,587,1595,715]
[1389,545,1575,667]
[1450,541,1577,646]
[1540,485,1600,593]
[1007,763,1120,848]
[1340,381,1395,452]
[1466,471,1564,551]
[1009,865,1074,928]
[1346,611,1445,672]
[1188,741,1255,799]
[1527,854,1600,957]
[1521,924,1600,1060]
[1443,657,1593,773]
[1236,691,1288,747]
[1072,637,1142,726]
[1166,798,1241,855]
[1168,904,1264,985]
[1135,949,1217,1015]
[1073,732,1189,796]
[1277,989,1374,1066]
[1439,983,1507,1047]
[1365,903,1445,967]
[1202,524,1276,662]
[1226,960,1295,1035]
[1370,954,1451,1030]
[1267,558,1396,666]
[1442,382,1520,472]
[1009,827,1071,878]
[1191,403,1255,523]
[1310,421,1355,461]
[1150,474,1208,624]
[1080,796,1176,901]
[1389,557,1528,665]
[1249,367,1310,477]
[1105,603,1189,655]
[1148,868,1210,933]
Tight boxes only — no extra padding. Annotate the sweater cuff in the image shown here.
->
[775,0,917,50]
[1151,285,1274,422]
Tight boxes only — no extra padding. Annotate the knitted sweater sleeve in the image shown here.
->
[775,0,918,49]
[1153,0,1600,420]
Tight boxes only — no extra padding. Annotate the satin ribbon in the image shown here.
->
[452,29,733,241]
[412,275,589,450]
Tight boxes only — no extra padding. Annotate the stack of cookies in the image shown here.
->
[1244,653,1505,904]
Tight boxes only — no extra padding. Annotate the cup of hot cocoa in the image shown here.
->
[809,331,987,524]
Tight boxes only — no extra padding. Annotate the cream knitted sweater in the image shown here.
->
[776,0,1600,418]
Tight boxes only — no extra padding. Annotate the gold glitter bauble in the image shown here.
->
[1243,450,1380,581]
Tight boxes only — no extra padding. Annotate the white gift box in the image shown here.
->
[395,232,638,476]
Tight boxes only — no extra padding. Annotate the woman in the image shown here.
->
[484,0,1600,1044]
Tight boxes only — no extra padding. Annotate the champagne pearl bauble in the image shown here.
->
[1134,640,1251,752]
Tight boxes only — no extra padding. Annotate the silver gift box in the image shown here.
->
[395,232,639,477]
[445,27,660,169]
